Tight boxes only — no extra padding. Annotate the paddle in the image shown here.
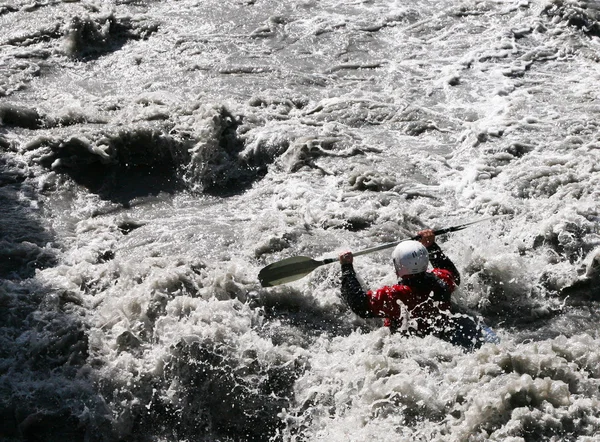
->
[258,216,501,287]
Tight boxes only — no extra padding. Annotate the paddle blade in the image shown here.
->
[258,256,325,287]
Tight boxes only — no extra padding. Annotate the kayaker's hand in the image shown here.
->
[417,229,435,248]
[339,251,353,265]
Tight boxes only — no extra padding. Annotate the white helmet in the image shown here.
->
[392,240,429,276]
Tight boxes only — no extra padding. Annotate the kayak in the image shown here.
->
[445,313,500,351]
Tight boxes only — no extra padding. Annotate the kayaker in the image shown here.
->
[339,229,490,350]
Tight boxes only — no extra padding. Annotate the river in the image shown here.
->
[1,0,600,440]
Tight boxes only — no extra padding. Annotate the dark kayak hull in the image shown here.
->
[445,314,500,351]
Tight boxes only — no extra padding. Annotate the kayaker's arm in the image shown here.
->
[417,229,460,286]
[427,243,460,286]
[339,253,377,318]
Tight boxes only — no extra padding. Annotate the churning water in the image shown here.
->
[1,0,600,440]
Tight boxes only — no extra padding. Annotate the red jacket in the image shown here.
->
[340,243,460,336]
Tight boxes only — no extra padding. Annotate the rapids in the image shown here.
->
[1,0,600,440]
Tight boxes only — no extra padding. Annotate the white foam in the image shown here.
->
[2,0,600,439]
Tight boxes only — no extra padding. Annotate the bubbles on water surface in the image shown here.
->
[1,0,600,440]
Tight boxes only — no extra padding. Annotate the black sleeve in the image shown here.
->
[340,263,376,318]
[427,243,461,286]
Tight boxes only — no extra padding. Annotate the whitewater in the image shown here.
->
[1,0,600,440]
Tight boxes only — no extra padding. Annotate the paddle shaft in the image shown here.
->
[321,219,494,264]
[259,216,502,287]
